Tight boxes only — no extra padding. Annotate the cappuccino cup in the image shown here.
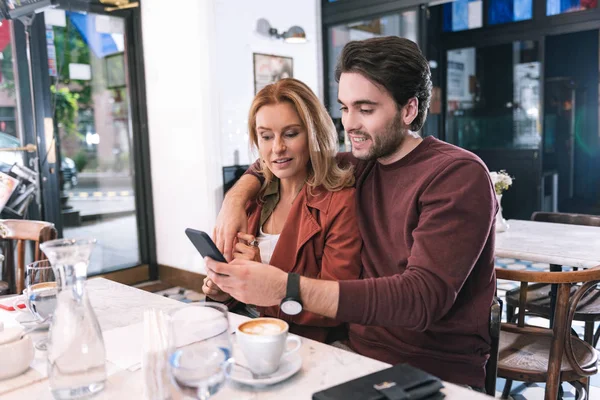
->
[236,318,301,376]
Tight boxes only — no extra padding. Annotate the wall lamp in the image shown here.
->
[256,18,307,44]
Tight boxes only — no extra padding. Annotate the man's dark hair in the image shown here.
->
[335,36,432,132]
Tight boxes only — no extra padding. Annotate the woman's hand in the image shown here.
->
[202,276,232,302]
[233,232,262,262]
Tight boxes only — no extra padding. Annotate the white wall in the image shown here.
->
[216,0,322,167]
[141,0,322,271]
[141,0,222,273]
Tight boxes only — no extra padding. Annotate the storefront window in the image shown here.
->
[443,0,483,32]
[327,11,419,149]
[0,21,23,173]
[45,9,140,274]
[446,41,541,150]
[547,0,597,16]
[489,0,533,24]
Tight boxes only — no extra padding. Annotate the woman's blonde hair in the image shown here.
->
[248,78,354,197]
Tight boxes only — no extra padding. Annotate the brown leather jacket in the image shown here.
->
[244,181,362,342]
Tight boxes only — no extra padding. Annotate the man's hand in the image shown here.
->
[213,199,248,262]
[213,174,261,261]
[205,257,287,306]
[201,276,232,302]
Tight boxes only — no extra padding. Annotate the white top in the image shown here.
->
[243,228,281,318]
[257,226,281,265]
[0,278,489,399]
[495,220,600,268]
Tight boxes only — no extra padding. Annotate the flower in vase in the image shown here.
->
[489,170,514,196]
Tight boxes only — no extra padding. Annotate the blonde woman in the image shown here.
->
[203,78,362,343]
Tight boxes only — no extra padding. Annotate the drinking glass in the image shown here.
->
[168,303,233,400]
[25,259,57,350]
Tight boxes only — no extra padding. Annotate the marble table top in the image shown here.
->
[495,219,600,269]
[0,278,489,399]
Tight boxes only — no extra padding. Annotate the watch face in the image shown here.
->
[281,300,302,315]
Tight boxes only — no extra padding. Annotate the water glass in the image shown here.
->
[25,260,57,319]
[168,303,233,400]
[26,260,57,350]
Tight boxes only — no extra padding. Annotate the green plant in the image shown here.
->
[52,85,80,136]
[73,150,88,172]
[0,43,16,98]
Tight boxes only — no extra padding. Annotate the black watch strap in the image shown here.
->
[286,273,301,300]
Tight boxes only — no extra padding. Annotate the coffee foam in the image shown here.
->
[239,319,286,335]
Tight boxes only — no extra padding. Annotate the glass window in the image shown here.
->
[46,9,140,274]
[327,11,419,149]
[0,21,24,173]
[327,10,419,150]
[443,0,483,32]
[547,0,597,16]
[0,22,20,139]
[489,0,533,24]
[446,41,541,150]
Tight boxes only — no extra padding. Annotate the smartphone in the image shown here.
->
[185,228,228,263]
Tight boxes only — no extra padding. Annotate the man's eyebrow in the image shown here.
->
[337,99,379,106]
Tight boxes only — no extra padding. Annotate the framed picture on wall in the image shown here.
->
[253,53,293,94]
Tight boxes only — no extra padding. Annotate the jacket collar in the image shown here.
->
[249,178,333,273]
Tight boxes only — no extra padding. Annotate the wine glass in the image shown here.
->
[168,302,233,400]
[25,259,57,350]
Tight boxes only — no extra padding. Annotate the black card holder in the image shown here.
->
[312,363,445,400]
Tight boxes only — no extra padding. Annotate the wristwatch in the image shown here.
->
[280,273,303,315]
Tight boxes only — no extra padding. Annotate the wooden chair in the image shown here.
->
[497,266,600,400]
[505,212,600,346]
[0,220,57,294]
[485,296,503,396]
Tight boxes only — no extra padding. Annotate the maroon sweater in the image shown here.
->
[247,137,496,387]
[337,137,497,388]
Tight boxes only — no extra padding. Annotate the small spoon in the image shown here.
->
[234,363,266,380]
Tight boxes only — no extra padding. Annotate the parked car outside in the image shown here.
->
[61,156,78,189]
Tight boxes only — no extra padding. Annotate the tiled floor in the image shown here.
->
[154,286,206,303]
[156,259,600,399]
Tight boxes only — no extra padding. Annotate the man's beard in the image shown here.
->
[354,112,406,161]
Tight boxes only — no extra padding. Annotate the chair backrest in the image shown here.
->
[531,211,600,227]
[496,266,600,377]
[485,296,503,396]
[0,219,57,294]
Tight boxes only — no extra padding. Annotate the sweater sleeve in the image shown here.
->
[335,160,496,331]
[243,159,264,183]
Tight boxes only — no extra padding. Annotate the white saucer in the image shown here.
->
[230,353,302,387]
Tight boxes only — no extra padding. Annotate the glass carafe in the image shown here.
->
[40,239,106,399]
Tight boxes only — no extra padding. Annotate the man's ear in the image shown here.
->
[402,97,419,128]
